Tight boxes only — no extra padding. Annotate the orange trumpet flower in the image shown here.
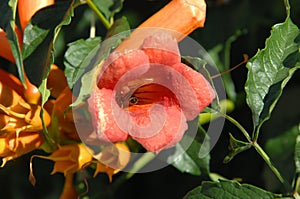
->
[18,0,55,31]
[0,131,44,167]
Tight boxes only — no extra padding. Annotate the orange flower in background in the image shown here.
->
[0,27,22,63]
[31,143,130,179]
[117,0,206,51]
[45,64,80,141]
[0,69,51,134]
[0,0,54,62]
[0,69,50,166]
[0,131,43,166]
[0,0,55,104]
[29,144,92,186]
[59,173,78,199]
[18,0,55,31]
[47,144,93,176]
[94,143,131,182]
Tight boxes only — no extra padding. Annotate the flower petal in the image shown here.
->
[171,62,215,120]
[18,0,55,31]
[97,50,149,90]
[0,131,43,167]
[0,26,22,63]
[59,174,78,199]
[93,143,130,182]
[47,64,69,99]
[141,31,180,66]
[129,104,188,152]
[0,29,15,63]
[49,144,93,176]
[88,89,128,143]
[0,69,24,98]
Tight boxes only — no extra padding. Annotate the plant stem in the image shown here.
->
[253,142,291,191]
[207,107,291,190]
[294,175,300,198]
[217,110,252,143]
[86,0,111,29]
[112,152,156,189]
[126,152,156,179]
[284,0,291,17]
[90,12,96,38]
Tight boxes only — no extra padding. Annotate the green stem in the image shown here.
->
[206,107,291,190]
[86,0,112,29]
[126,152,156,179]
[112,152,156,189]
[293,174,300,197]
[253,142,291,190]
[210,108,252,143]
[226,115,252,143]
[252,125,261,142]
[90,12,96,38]
[199,99,235,125]
[284,0,291,17]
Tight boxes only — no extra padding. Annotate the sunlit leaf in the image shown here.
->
[245,17,300,130]
[71,17,130,107]
[1,0,25,86]
[183,180,281,199]
[38,76,56,152]
[64,37,101,89]
[23,1,75,85]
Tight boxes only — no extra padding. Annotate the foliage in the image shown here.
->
[0,0,300,198]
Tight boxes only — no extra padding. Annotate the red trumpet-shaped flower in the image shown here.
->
[88,31,215,152]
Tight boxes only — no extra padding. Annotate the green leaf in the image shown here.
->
[105,16,130,39]
[245,17,300,132]
[1,0,26,86]
[223,133,252,163]
[71,18,130,107]
[39,77,56,152]
[263,125,300,191]
[266,125,299,163]
[22,25,49,60]
[93,0,123,21]
[64,37,101,89]
[183,180,281,199]
[22,1,75,86]
[167,123,210,176]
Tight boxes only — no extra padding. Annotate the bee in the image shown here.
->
[116,78,154,108]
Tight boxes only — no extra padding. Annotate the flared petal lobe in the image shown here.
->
[171,62,215,120]
[97,50,150,90]
[128,104,188,152]
[49,144,93,176]
[88,89,128,143]
[141,31,181,66]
